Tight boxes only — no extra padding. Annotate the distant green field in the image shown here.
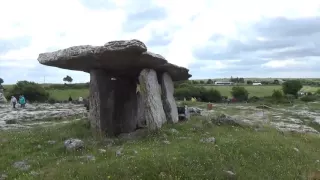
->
[194,78,320,82]
[2,85,89,101]
[2,83,319,101]
[201,85,318,97]
[48,89,89,101]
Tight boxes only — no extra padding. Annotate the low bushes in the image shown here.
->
[230,86,249,101]
[174,84,250,103]
[300,95,318,102]
[6,81,49,102]
[174,85,222,102]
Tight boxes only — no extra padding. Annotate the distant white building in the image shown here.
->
[214,82,234,85]
[252,82,262,86]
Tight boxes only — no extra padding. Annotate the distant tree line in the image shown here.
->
[176,78,320,87]
[230,76,245,83]
[174,79,320,104]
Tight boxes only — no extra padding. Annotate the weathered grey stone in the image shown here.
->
[0,173,8,180]
[161,72,178,123]
[113,78,138,134]
[64,138,84,151]
[89,69,115,136]
[200,137,216,143]
[79,155,96,161]
[37,39,191,81]
[89,70,139,135]
[0,89,7,103]
[13,161,30,171]
[139,69,166,130]
[136,92,146,128]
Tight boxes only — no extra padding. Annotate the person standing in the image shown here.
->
[19,95,26,108]
[78,96,83,103]
[68,95,73,103]
[10,96,17,108]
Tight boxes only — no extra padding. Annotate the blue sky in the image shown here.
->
[1,0,320,84]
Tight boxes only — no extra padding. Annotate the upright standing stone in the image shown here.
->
[136,92,146,128]
[113,78,138,134]
[89,69,115,136]
[0,90,7,103]
[161,72,179,123]
[139,69,166,130]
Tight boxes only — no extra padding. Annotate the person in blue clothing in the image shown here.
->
[19,95,26,108]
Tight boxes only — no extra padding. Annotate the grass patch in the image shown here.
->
[1,118,320,179]
[200,85,318,97]
[48,89,89,101]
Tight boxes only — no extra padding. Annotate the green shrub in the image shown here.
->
[174,85,222,102]
[316,89,320,94]
[282,80,302,97]
[48,97,57,104]
[177,83,192,88]
[271,90,283,100]
[248,96,260,103]
[200,88,222,102]
[230,86,249,101]
[300,95,317,102]
[6,81,49,102]
[263,96,291,104]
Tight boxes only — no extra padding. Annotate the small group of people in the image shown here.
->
[10,95,26,109]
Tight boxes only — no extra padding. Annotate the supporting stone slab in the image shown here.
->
[89,69,115,136]
[113,78,138,134]
[139,69,166,130]
[89,69,139,136]
[136,92,146,128]
[161,72,179,123]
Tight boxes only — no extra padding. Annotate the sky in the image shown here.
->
[0,0,320,84]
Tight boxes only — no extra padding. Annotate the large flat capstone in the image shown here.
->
[37,39,191,81]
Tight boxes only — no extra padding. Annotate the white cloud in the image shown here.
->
[0,0,320,84]
[261,59,305,68]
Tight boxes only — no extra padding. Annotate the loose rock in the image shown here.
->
[169,128,179,134]
[47,140,56,144]
[13,161,30,171]
[224,170,236,176]
[98,149,106,153]
[200,137,216,143]
[64,138,84,151]
[162,140,171,145]
[79,155,96,162]
[116,148,123,157]
[0,174,8,180]
[29,171,40,176]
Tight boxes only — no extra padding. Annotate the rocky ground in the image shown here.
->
[0,103,87,130]
[1,101,319,135]
[196,102,320,134]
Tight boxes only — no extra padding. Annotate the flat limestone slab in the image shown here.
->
[38,39,191,81]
